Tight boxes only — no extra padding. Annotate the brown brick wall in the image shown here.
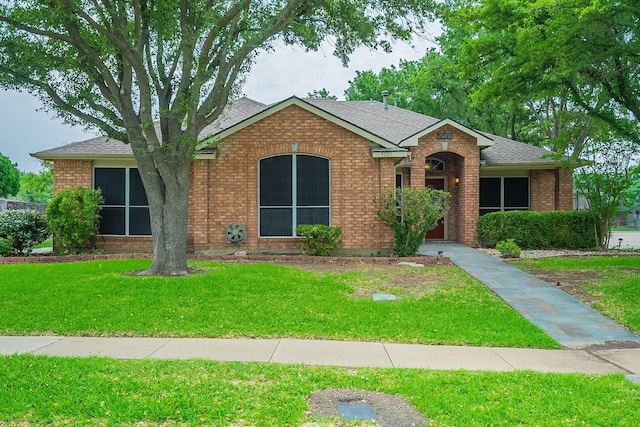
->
[556,167,574,211]
[530,169,556,211]
[410,125,481,246]
[196,105,394,252]
[530,168,574,211]
[94,235,153,252]
[53,160,93,193]
[51,115,575,253]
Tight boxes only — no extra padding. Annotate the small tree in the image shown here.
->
[376,187,450,257]
[46,187,103,254]
[16,165,53,204]
[575,138,639,249]
[0,209,49,255]
[0,152,20,198]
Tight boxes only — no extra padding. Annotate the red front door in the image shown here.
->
[425,178,446,240]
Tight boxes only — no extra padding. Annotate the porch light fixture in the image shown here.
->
[454,177,460,186]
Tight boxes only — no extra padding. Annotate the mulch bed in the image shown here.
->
[0,252,450,266]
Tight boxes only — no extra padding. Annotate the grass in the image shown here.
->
[1,355,638,426]
[512,256,640,333]
[33,238,52,249]
[612,226,639,232]
[0,259,559,348]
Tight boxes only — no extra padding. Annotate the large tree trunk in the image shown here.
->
[146,173,191,276]
[133,144,192,276]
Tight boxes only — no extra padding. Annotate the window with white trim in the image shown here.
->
[259,154,330,237]
[480,177,529,215]
[94,167,151,235]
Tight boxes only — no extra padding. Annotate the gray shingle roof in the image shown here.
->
[481,134,556,165]
[303,98,440,145]
[32,96,557,166]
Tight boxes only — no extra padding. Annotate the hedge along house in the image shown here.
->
[32,96,573,254]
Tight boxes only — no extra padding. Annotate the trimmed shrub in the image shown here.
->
[496,239,521,258]
[296,224,343,256]
[0,209,49,255]
[476,210,597,250]
[0,237,13,257]
[46,187,103,254]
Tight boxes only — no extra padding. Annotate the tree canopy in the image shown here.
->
[0,0,437,275]
[17,166,53,204]
[446,0,640,143]
[0,153,20,198]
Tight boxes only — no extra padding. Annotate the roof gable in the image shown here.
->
[399,118,494,147]
[199,96,405,150]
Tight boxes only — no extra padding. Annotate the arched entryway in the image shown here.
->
[424,153,464,241]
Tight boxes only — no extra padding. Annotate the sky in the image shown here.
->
[0,33,439,173]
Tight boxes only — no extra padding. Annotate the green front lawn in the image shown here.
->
[1,355,638,426]
[0,259,558,348]
[513,256,640,333]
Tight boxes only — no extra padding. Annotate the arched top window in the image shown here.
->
[424,158,445,171]
[259,154,330,237]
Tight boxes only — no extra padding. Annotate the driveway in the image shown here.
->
[610,231,640,249]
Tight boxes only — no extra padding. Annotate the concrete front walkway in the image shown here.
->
[2,336,639,381]
[420,242,640,349]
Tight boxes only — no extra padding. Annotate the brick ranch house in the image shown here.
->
[32,96,573,254]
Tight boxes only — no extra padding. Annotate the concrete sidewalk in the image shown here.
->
[1,336,639,381]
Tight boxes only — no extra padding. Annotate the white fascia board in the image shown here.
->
[199,96,398,150]
[399,118,494,147]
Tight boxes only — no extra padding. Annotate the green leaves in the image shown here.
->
[447,0,640,143]
[0,153,20,198]
[45,186,104,254]
[376,187,450,256]
[0,209,48,255]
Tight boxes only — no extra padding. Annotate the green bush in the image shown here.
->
[295,224,343,256]
[0,209,49,255]
[496,239,521,258]
[0,237,13,257]
[376,187,450,257]
[476,210,597,250]
[46,187,104,254]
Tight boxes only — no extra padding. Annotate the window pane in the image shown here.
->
[260,156,292,206]
[297,208,329,226]
[99,207,125,235]
[297,155,329,206]
[479,178,501,208]
[129,207,151,235]
[260,208,293,236]
[480,208,500,216]
[129,168,149,206]
[95,168,125,205]
[504,178,529,208]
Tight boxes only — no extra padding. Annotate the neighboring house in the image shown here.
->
[32,96,573,253]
